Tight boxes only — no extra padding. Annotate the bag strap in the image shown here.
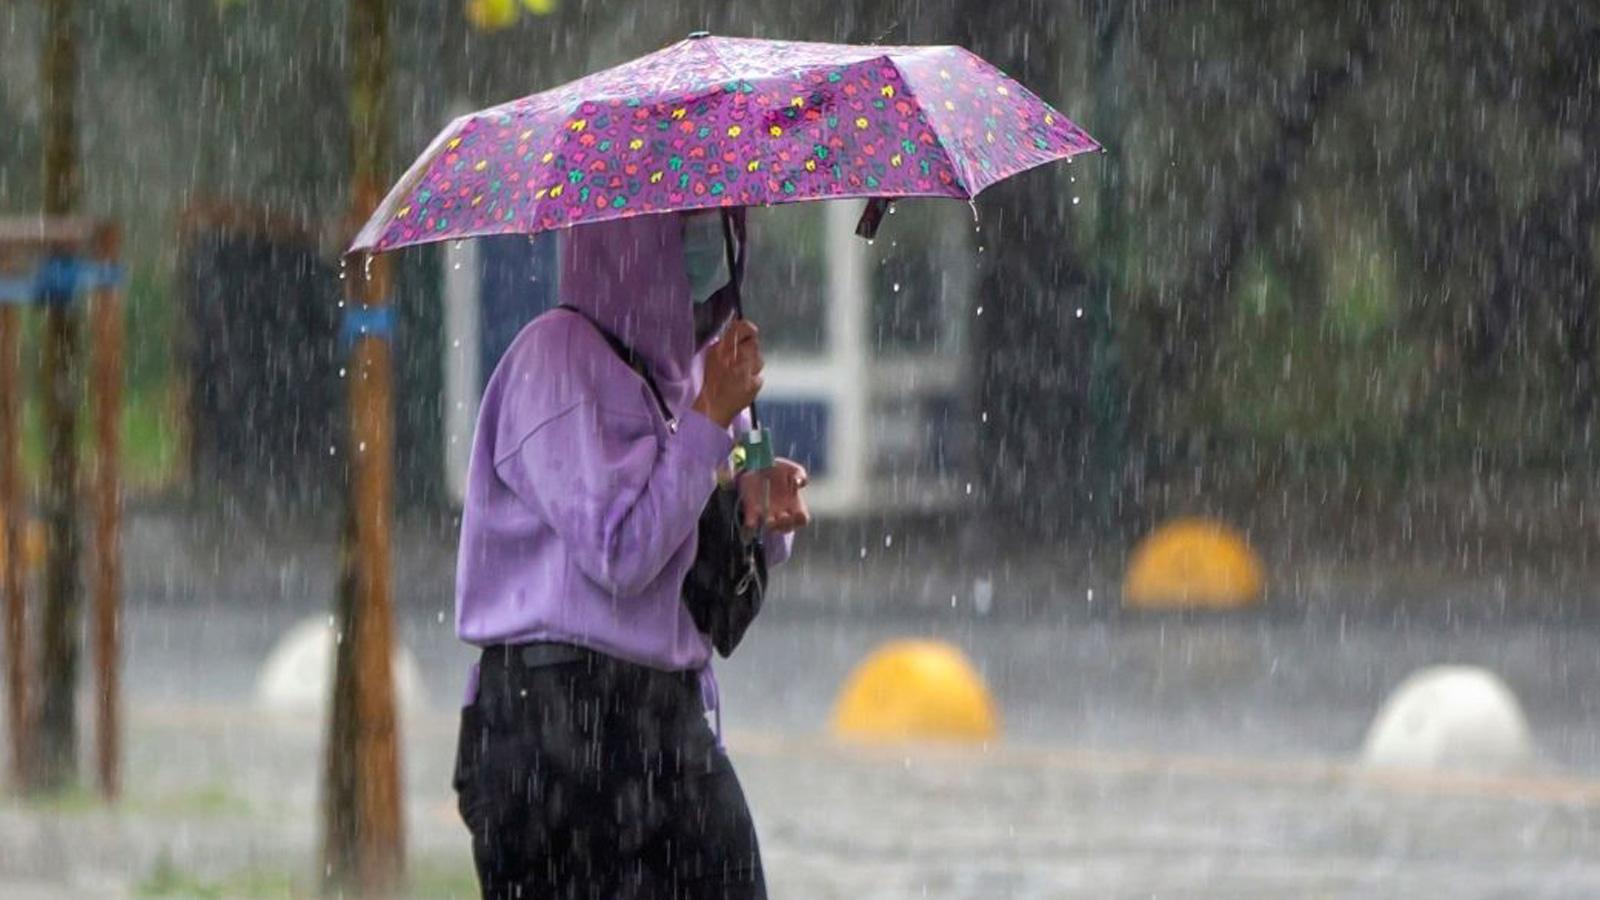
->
[555,304,675,427]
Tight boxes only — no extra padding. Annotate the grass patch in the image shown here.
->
[133,856,478,899]
[6,781,249,818]
[10,782,102,814]
[131,782,252,817]
[135,853,296,899]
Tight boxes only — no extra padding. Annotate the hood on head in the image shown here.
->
[558,208,746,397]
[559,212,696,390]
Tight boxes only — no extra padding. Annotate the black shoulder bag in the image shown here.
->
[559,298,767,658]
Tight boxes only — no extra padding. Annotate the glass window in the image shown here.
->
[866,200,974,355]
[742,203,830,354]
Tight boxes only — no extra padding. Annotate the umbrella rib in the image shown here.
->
[880,55,978,200]
[698,36,737,81]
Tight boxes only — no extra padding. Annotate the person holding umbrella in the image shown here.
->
[349,33,1099,897]
[451,205,808,898]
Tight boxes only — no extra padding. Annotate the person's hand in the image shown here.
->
[739,457,811,534]
[693,319,762,428]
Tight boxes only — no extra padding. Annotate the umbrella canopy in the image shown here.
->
[350,34,1098,254]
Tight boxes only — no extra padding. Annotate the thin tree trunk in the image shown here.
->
[0,298,25,788]
[33,0,83,795]
[321,0,403,893]
[89,224,122,800]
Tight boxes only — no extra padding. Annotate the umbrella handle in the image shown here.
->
[718,208,761,432]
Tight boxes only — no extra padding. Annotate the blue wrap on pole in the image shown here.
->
[0,258,124,306]
[340,303,396,349]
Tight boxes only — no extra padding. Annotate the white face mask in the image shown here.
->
[682,214,731,305]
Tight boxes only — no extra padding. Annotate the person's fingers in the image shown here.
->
[725,319,758,347]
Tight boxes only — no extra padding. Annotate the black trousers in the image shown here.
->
[453,646,767,900]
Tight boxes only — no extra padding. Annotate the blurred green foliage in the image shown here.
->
[0,0,1592,530]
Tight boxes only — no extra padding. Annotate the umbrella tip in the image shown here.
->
[688,30,711,40]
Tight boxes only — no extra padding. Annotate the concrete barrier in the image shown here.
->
[254,616,426,717]
[1360,666,1534,774]
[1123,518,1264,611]
[831,639,999,743]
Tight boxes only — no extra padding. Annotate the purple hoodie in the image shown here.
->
[455,211,788,709]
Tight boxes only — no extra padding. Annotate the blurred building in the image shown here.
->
[441,198,979,516]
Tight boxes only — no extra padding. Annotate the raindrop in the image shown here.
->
[1071,196,1080,205]
[358,441,367,453]
[859,546,868,559]
[976,306,984,316]
[892,282,901,293]
[884,534,893,548]
[965,483,973,494]
[1074,308,1084,318]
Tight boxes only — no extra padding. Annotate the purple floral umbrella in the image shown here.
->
[350,33,1099,253]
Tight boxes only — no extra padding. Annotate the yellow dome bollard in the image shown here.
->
[831,639,1000,743]
[1123,518,1264,610]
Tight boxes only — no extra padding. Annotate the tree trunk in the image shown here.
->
[321,0,403,894]
[32,0,83,795]
[0,291,25,788]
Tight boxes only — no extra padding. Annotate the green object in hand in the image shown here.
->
[741,427,775,471]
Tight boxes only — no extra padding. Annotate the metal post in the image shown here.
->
[88,223,122,800]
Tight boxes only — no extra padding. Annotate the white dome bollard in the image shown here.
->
[254,616,427,717]
[1360,666,1534,774]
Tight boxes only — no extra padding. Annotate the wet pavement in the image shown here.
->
[3,511,1600,896]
